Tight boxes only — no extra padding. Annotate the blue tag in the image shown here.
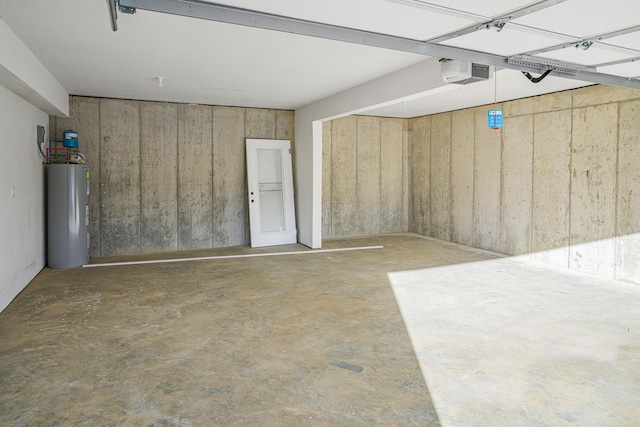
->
[488,110,503,129]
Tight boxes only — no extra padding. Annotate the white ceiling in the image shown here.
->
[1,0,639,118]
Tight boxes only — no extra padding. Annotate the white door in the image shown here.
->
[246,139,297,247]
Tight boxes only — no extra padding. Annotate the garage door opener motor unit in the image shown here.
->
[440,59,489,84]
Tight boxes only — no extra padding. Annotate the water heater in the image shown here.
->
[47,164,90,268]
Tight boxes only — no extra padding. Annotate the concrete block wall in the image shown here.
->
[409,85,640,285]
[322,116,409,238]
[51,96,294,257]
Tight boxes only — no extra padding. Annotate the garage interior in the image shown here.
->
[1,0,640,425]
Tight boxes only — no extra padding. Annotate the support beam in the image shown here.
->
[294,58,450,248]
[0,18,68,116]
[119,0,640,89]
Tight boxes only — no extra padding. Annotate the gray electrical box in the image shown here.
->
[37,125,45,144]
[47,164,90,268]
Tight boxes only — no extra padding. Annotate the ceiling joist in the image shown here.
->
[116,0,640,89]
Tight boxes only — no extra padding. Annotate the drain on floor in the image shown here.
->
[329,360,364,373]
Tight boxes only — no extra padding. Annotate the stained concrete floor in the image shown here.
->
[1,234,639,426]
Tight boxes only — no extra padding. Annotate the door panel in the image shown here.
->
[246,139,296,247]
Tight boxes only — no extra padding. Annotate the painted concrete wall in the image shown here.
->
[0,17,68,314]
[409,85,640,285]
[0,85,48,313]
[51,96,294,257]
[322,116,409,238]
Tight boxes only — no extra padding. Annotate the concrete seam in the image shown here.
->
[415,121,418,233]
[138,101,142,254]
[378,118,382,235]
[499,113,505,254]
[331,119,339,237]
[411,119,415,234]
[98,98,102,258]
[472,109,477,247]
[405,120,409,233]
[530,113,536,256]
[447,113,452,242]
[403,120,408,233]
[428,117,432,237]
[567,93,574,270]
[416,119,420,235]
[175,104,180,251]
[429,117,433,237]
[355,116,359,237]
[614,101,621,280]
[331,120,337,237]
[329,121,333,238]
[498,106,504,254]
[210,106,214,249]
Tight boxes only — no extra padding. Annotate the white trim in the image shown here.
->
[83,245,384,268]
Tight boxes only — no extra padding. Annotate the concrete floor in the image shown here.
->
[389,248,640,426]
[1,234,639,426]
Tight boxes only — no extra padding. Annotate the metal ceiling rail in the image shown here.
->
[507,54,596,75]
[386,0,578,44]
[384,0,488,21]
[522,24,640,57]
[594,56,640,69]
[116,0,640,89]
[425,0,568,43]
